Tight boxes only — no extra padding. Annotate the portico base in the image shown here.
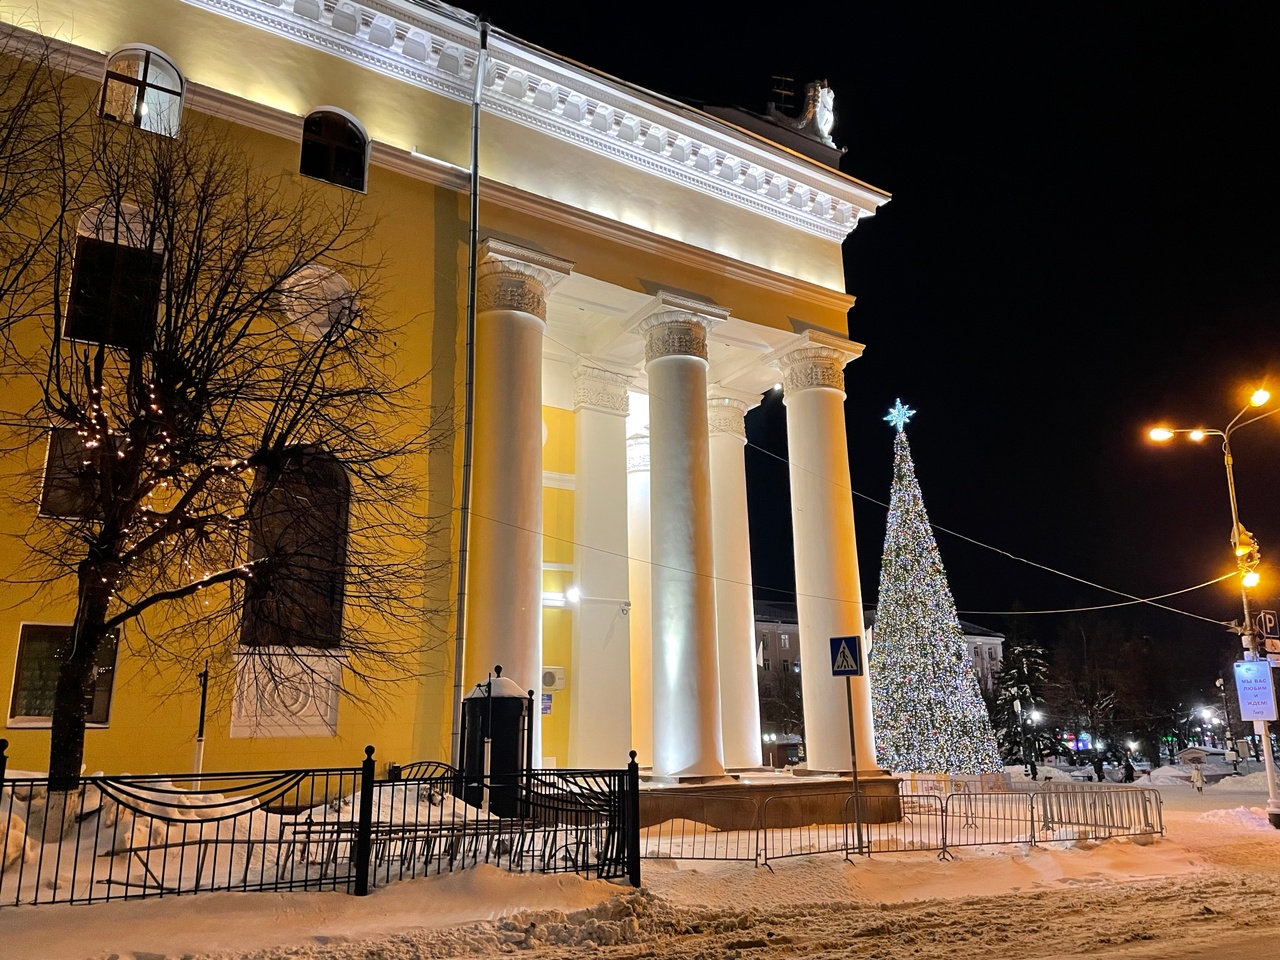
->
[639,770,903,830]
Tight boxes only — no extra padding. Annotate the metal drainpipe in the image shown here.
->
[450,16,490,769]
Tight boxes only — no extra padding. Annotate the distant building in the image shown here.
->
[753,603,1005,746]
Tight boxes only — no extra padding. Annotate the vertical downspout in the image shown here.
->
[451,16,490,768]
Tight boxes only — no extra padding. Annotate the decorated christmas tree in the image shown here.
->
[870,400,1004,775]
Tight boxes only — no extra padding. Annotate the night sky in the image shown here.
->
[474,4,1280,696]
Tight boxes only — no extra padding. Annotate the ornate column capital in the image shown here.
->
[572,358,634,416]
[707,393,754,442]
[763,330,864,397]
[627,291,731,364]
[476,238,574,321]
[626,432,650,473]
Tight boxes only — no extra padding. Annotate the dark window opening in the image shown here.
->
[10,624,118,724]
[40,427,116,519]
[300,111,368,192]
[241,448,350,649]
[66,235,163,350]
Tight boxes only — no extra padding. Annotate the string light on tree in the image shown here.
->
[871,400,1004,775]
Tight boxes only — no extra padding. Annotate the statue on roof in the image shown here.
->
[766,80,838,148]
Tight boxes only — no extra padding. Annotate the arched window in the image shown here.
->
[241,448,350,649]
[300,109,368,192]
[100,46,184,137]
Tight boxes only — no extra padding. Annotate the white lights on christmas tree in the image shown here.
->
[871,400,1004,775]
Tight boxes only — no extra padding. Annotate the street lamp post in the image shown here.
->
[1014,698,1039,781]
[1149,388,1280,827]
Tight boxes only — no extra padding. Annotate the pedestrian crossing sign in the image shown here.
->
[830,635,863,676]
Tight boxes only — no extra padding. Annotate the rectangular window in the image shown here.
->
[241,449,349,649]
[40,428,110,519]
[9,624,118,726]
[781,635,790,649]
[65,235,163,350]
[782,659,790,673]
[763,658,771,672]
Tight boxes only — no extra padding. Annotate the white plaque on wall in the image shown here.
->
[230,647,343,738]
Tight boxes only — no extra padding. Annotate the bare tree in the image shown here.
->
[0,63,448,785]
[759,661,805,737]
[0,26,93,338]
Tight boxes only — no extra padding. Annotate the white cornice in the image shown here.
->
[173,0,888,240]
[7,21,858,315]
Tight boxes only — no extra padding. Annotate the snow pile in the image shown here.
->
[1195,806,1273,831]
[1210,770,1273,792]
[299,782,492,826]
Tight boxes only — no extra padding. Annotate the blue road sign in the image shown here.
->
[830,635,863,676]
[1260,610,1280,640]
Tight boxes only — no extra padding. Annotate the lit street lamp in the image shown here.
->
[1149,387,1280,827]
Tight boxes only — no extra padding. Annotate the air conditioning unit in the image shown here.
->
[542,666,566,692]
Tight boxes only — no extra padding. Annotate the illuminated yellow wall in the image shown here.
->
[0,89,465,776]
[539,405,574,766]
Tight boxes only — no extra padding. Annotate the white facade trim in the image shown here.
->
[14,27,858,312]
[175,0,889,239]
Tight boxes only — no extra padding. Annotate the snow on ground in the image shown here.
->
[5,776,1280,960]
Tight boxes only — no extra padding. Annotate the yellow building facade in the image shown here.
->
[0,0,889,779]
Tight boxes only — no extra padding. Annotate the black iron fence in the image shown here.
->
[364,764,638,886]
[0,742,641,907]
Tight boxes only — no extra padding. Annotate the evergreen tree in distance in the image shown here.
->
[991,634,1051,765]
[870,400,1004,774]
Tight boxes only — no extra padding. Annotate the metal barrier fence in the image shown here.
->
[1033,786,1164,838]
[642,783,1163,868]
[0,744,641,907]
[849,792,945,856]
[941,792,1035,853]
[761,791,851,864]
[638,792,759,863]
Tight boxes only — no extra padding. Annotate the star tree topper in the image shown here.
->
[884,398,916,432]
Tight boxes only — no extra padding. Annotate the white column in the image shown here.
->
[766,331,875,773]
[568,359,634,767]
[626,431,654,767]
[635,293,728,778]
[466,239,572,762]
[708,393,763,769]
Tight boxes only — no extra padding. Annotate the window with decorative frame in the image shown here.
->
[9,624,118,726]
[100,46,183,137]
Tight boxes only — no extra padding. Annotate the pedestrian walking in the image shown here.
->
[1092,754,1105,783]
[1122,759,1135,783]
[1190,762,1205,793]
